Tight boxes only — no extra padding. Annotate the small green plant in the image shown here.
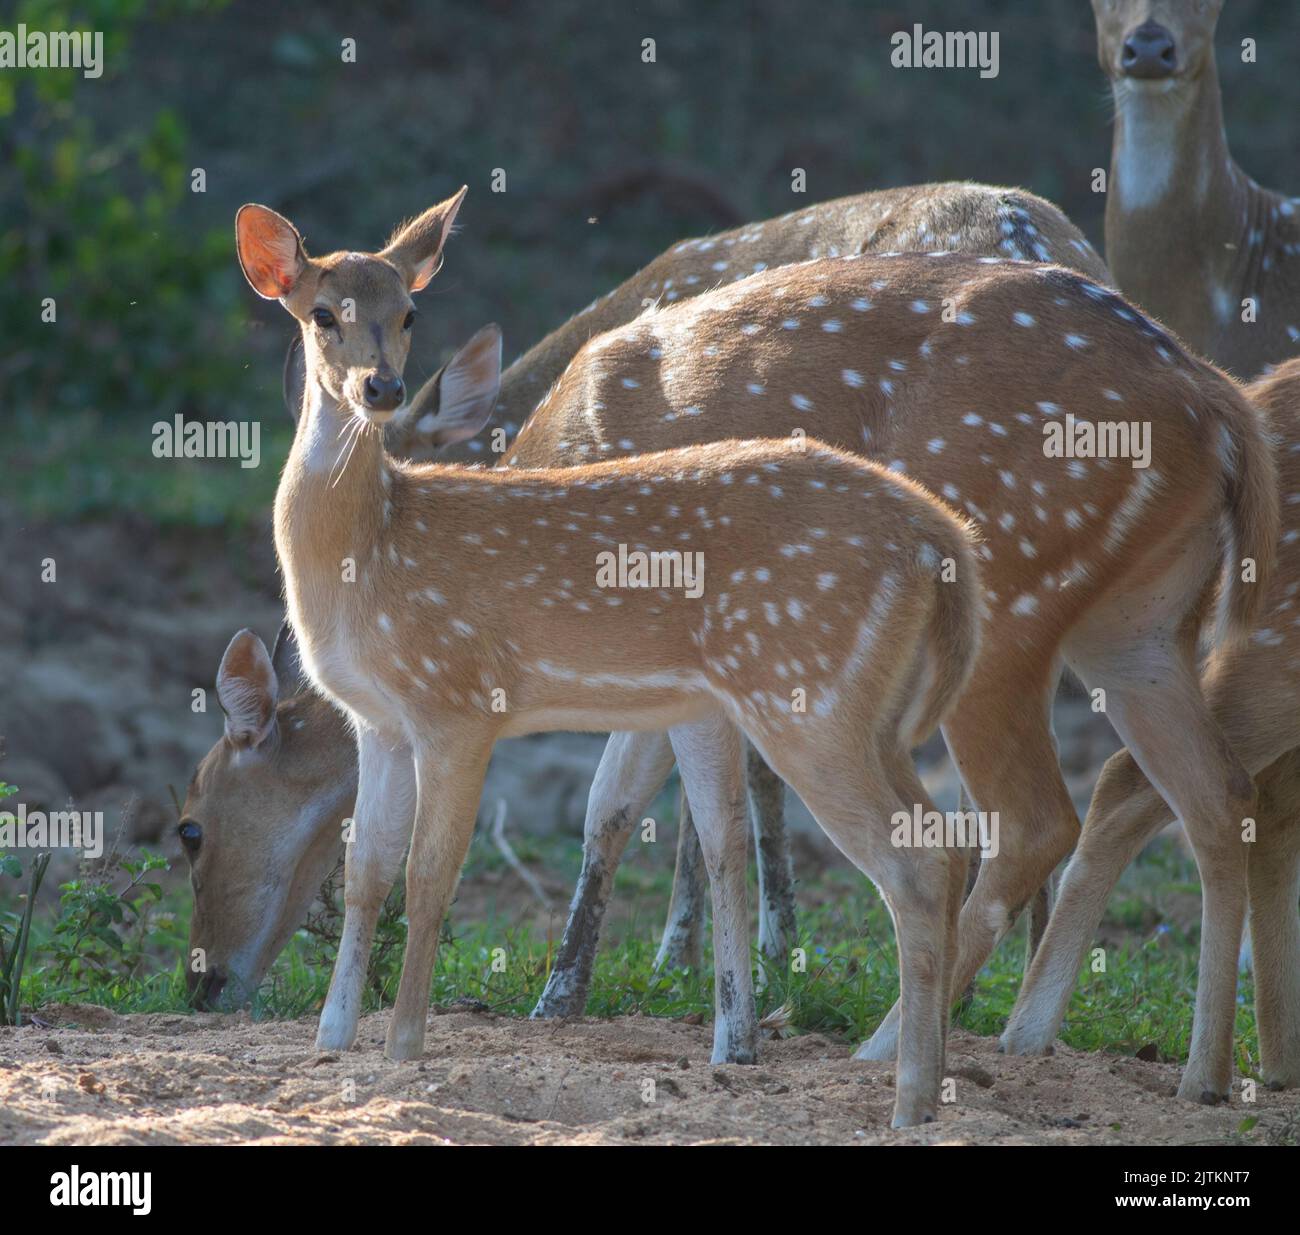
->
[297,859,409,1008]
[1,780,53,1026]
[43,850,182,998]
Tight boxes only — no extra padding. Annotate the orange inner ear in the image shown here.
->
[241,211,299,295]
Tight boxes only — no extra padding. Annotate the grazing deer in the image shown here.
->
[1093,0,1300,378]
[235,190,984,1127]
[188,181,1111,1006]
[486,242,1275,1106]
[1003,356,1300,1092]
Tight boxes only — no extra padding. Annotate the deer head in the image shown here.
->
[237,187,500,444]
[181,625,355,1009]
[1091,0,1223,88]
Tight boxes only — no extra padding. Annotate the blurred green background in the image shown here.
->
[5,0,1300,523]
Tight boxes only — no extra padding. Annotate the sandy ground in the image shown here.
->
[3,1005,1296,1146]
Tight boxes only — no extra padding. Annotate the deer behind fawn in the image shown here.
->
[187,180,1111,1013]
[486,226,1275,1104]
[236,190,984,1127]
[379,181,1111,461]
[1094,0,1300,378]
[1003,356,1300,1090]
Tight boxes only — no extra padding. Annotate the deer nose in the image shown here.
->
[190,965,227,1010]
[1121,22,1176,79]
[363,372,405,411]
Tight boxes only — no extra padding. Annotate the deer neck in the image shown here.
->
[1105,65,1250,341]
[274,374,389,624]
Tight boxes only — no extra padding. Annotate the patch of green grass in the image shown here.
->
[12,830,1265,1083]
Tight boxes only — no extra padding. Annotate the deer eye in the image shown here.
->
[178,819,203,854]
[312,307,337,330]
[403,309,416,331]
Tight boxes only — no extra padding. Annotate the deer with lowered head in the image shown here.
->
[1094,0,1300,378]
[234,188,986,1128]
[185,180,1112,1013]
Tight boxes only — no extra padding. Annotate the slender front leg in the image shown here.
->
[386,727,495,1060]
[317,726,416,1051]
[533,730,676,1018]
[669,715,757,1064]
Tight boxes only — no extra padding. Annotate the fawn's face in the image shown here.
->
[236,188,468,424]
[1092,0,1223,87]
[181,628,356,1010]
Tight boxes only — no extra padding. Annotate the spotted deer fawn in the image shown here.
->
[1003,356,1300,1091]
[236,190,985,1127]
[187,180,1110,1008]
[493,240,1275,1104]
[1094,0,1300,378]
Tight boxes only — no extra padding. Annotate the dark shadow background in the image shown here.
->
[6,0,1299,523]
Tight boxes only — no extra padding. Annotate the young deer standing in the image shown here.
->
[189,180,1111,1007]
[490,243,1275,1105]
[1003,356,1300,1090]
[236,191,983,1128]
[1094,0,1300,378]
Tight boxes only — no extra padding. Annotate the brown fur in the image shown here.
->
[1005,356,1300,1090]
[1094,0,1300,378]
[394,182,1112,459]
[504,248,1275,1102]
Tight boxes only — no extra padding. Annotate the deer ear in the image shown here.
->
[381,186,468,293]
[423,323,502,448]
[216,629,279,749]
[283,333,306,423]
[271,619,306,698]
[236,204,307,300]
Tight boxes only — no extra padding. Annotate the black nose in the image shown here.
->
[1122,21,1176,79]
[363,372,405,411]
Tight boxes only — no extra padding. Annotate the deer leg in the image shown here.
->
[317,727,416,1052]
[757,731,958,1127]
[1249,751,1300,1089]
[1001,745,1172,1056]
[668,715,757,1065]
[1024,879,1053,970]
[857,665,1075,1062]
[1060,634,1255,1102]
[654,782,706,972]
[749,744,797,975]
[532,729,676,1018]
[386,729,494,1060]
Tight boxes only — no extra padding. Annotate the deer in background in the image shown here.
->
[1002,356,1300,1091]
[235,190,984,1127]
[385,182,1109,459]
[194,180,1112,1006]
[1094,0,1300,378]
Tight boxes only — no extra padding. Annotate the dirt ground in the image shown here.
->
[2,1005,1295,1146]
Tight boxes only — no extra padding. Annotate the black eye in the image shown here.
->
[312,308,337,330]
[178,819,203,853]
[403,309,416,331]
